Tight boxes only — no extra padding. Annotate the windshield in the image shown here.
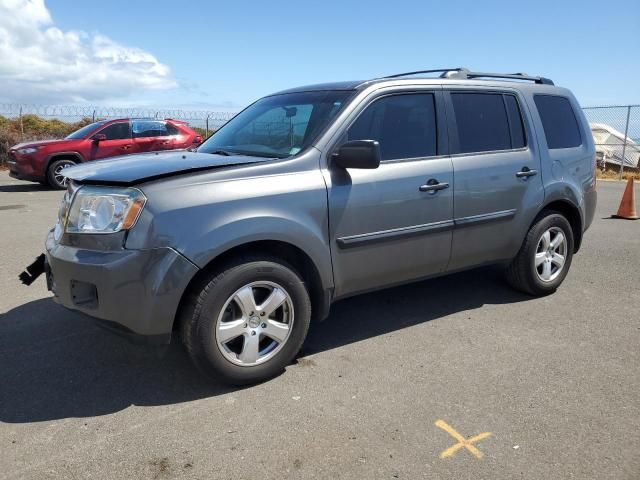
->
[65,121,106,139]
[198,90,354,158]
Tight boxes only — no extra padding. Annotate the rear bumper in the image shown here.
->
[45,229,199,343]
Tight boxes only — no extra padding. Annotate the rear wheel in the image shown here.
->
[47,159,76,189]
[505,211,574,295]
[180,256,311,385]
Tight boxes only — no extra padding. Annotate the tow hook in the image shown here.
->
[19,253,45,286]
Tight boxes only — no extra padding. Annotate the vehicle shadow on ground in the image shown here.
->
[0,183,52,193]
[0,267,529,423]
[304,266,528,354]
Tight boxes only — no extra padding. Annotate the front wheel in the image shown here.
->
[505,211,574,296]
[47,159,76,189]
[180,256,311,385]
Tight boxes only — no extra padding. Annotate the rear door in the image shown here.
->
[88,121,134,160]
[132,120,176,152]
[444,89,545,270]
[327,90,454,298]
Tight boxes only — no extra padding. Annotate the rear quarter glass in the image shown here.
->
[534,95,582,149]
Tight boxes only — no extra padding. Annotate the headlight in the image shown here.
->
[18,147,38,154]
[65,186,146,234]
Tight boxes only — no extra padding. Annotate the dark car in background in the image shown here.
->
[8,118,203,189]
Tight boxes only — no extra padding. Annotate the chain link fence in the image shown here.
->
[582,105,640,178]
[2,103,639,178]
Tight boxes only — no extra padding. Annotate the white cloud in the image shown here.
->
[0,0,177,103]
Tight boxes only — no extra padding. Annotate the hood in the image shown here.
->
[11,139,71,150]
[63,150,270,185]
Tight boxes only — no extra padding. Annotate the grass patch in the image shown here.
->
[597,168,640,181]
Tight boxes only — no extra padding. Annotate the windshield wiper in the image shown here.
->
[228,150,289,159]
[209,149,236,156]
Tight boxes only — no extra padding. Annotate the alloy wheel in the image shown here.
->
[534,227,567,282]
[53,162,73,187]
[215,281,294,367]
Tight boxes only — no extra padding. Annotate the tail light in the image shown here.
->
[194,136,203,144]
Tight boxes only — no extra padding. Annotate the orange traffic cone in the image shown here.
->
[612,177,638,220]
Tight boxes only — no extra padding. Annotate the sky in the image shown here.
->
[1,0,638,111]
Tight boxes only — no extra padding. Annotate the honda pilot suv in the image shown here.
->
[40,68,597,384]
[9,118,203,189]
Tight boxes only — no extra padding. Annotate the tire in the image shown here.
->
[46,159,76,189]
[180,256,312,385]
[505,211,574,296]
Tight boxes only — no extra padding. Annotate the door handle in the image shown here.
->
[419,179,450,193]
[121,145,132,150]
[516,167,538,178]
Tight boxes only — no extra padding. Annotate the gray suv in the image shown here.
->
[41,68,597,384]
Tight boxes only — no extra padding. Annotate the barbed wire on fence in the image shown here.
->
[0,103,237,126]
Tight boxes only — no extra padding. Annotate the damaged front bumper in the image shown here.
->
[40,229,198,344]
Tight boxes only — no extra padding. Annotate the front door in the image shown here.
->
[88,121,135,160]
[327,91,454,298]
[444,90,545,270]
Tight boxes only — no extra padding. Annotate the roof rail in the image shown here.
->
[381,68,554,85]
[465,71,554,85]
[382,68,468,79]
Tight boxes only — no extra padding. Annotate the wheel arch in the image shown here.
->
[537,199,583,252]
[46,152,84,170]
[173,239,332,334]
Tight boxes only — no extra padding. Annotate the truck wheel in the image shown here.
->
[505,211,574,296]
[180,256,311,385]
[47,159,76,189]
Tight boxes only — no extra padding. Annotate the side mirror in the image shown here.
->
[331,140,381,169]
[92,133,107,142]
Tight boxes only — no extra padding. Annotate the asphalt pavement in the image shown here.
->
[0,172,638,479]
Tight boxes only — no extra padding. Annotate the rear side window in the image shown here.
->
[97,122,130,140]
[132,120,169,138]
[451,93,511,153]
[165,123,180,135]
[347,93,437,161]
[534,95,582,149]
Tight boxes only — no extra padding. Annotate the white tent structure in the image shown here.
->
[590,123,640,169]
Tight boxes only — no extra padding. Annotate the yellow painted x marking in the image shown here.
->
[435,419,491,459]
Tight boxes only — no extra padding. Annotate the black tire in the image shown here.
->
[46,159,76,189]
[180,256,311,385]
[505,211,574,296]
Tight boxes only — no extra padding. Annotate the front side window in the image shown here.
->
[198,90,353,158]
[534,95,582,149]
[97,122,131,140]
[347,93,437,161]
[132,120,169,138]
